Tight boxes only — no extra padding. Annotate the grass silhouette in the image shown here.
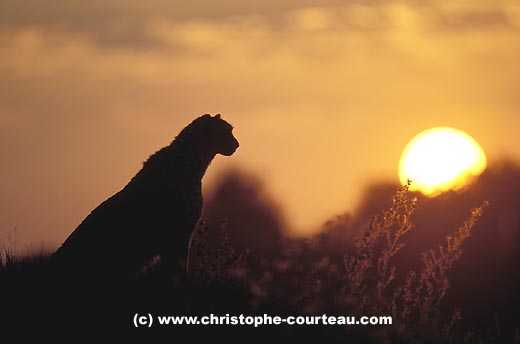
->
[0,182,496,341]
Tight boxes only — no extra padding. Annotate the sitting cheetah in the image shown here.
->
[53,114,239,281]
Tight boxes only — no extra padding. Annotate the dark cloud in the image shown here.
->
[433,8,513,31]
[1,1,517,52]
[0,0,353,24]
[0,1,332,51]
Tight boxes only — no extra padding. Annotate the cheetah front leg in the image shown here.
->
[157,237,190,282]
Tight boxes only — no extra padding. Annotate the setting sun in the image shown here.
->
[399,127,487,196]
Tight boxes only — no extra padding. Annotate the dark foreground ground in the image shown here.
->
[0,256,372,342]
[1,235,518,343]
[3,165,520,341]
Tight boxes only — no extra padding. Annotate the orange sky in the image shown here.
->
[1,0,519,251]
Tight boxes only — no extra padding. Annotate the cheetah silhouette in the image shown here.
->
[53,114,239,281]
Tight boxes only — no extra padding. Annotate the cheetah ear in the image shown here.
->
[214,114,221,119]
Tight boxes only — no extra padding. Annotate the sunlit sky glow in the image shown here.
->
[0,0,519,248]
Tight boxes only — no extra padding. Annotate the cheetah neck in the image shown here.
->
[181,147,216,183]
[133,143,216,189]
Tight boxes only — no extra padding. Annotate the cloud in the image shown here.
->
[1,1,518,53]
[0,0,519,249]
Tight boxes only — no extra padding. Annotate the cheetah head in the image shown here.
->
[207,114,239,156]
